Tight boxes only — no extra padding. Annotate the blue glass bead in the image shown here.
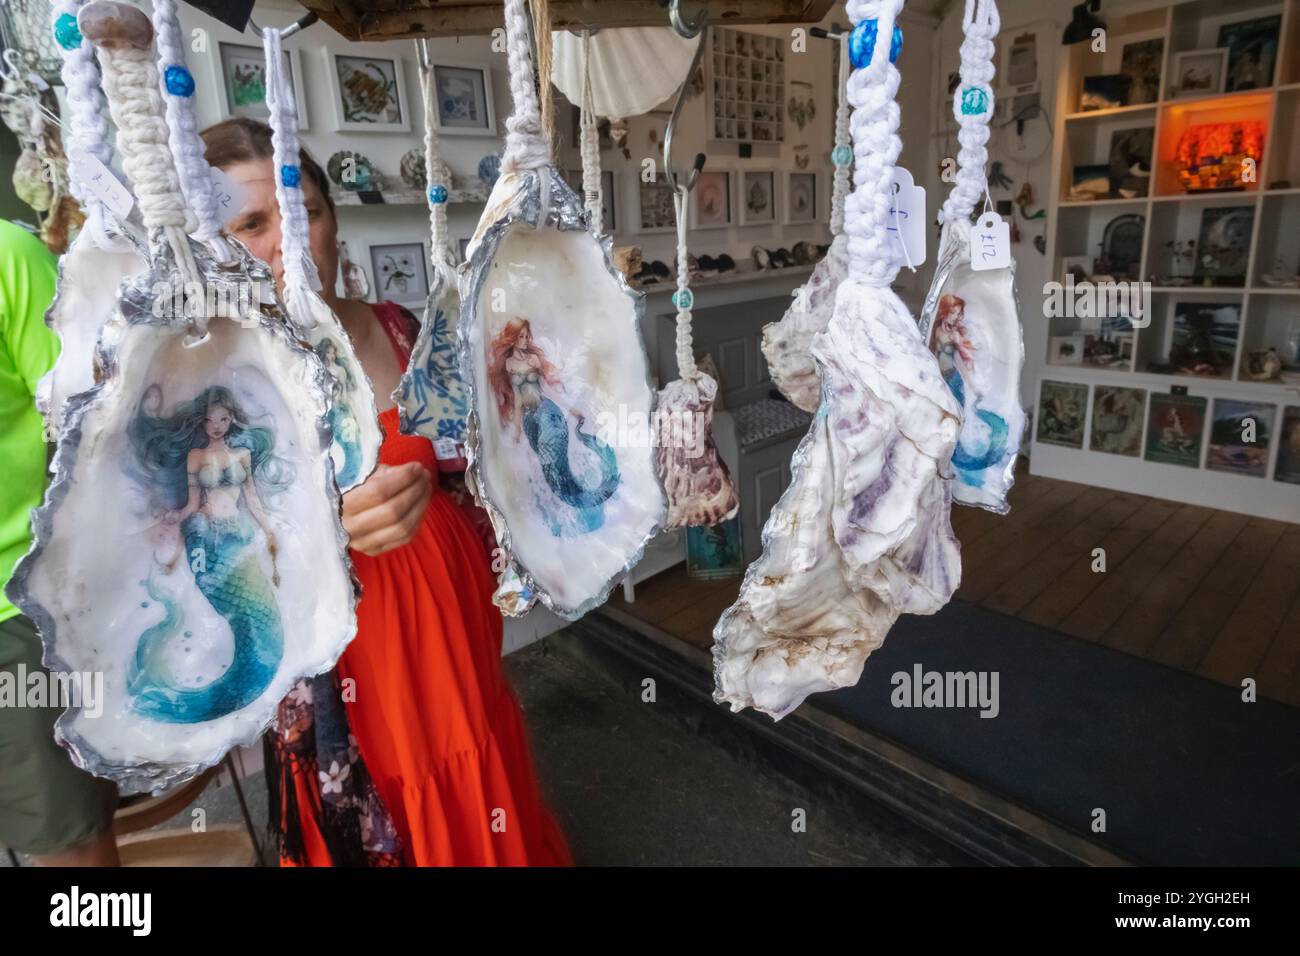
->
[673,289,693,310]
[280,164,301,188]
[54,13,82,50]
[960,86,989,116]
[832,145,853,167]
[428,184,448,204]
[164,65,195,97]
[848,18,903,69]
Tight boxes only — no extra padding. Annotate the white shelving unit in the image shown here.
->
[1034,0,1300,522]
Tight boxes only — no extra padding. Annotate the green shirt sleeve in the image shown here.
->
[0,219,60,394]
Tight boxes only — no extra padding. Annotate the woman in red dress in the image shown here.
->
[201,118,571,867]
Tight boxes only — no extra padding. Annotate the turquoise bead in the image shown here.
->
[164,65,195,97]
[832,145,853,167]
[280,164,301,188]
[960,86,989,115]
[849,18,903,69]
[54,13,81,50]
[673,289,694,310]
[428,185,448,204]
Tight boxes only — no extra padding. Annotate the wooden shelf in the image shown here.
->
[1065,103,1159,121]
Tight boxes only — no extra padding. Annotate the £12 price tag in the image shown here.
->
[970,212,1011,271]
[209,166,247,229]
[887,167,927,268]
[70,149,134,221]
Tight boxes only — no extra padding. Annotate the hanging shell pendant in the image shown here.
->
[761,233,848,413]
[918,217,1026,513]
[36,210,147,439]
[7,240,359,793]
[656,373,738,528]
[459,170,664,619]
[394,268,468,447]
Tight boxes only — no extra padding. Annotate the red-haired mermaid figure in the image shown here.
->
[932,294,1008,476]
[487,318,619,535]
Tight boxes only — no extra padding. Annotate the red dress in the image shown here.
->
[282,302,572,866]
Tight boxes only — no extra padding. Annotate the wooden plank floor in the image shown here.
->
[608,470,1300,708]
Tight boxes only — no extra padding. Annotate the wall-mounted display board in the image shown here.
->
[707,27,786,144]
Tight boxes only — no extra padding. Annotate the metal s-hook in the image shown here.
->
[246,11,319,39]
[668,0,706,39]
[662,3,707,195]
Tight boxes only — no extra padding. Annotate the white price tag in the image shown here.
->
[887,167,926,268]
[70,149,133,220]
[434,438,459,460]
[209,166,246,228]
[969,212,1011,271]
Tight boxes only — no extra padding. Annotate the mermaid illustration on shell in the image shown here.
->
[317,336,363,487]
[931,293,1009,482]
[488,318,620,535]
[126,384,291,724]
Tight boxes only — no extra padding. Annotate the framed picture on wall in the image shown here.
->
[637,175,677,234]
[739,170,776,225]
[784,171,818,224]
[561,169,616,232]
[429,62,497,136]
[324,50,410,132]
[691,170,733,229]
[1218,14,1281,92]
[368,242,428,305]
[211,42,309,129]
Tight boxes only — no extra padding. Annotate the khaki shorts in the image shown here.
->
[0,613,118,855]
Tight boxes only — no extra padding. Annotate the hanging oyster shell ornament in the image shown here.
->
[262,26,381,491]
[713,0,962,720]
[458,0,664,619]
[394,43,469,452]
[919,0,1023,514]
[762,35,852,414]
[6,1,359,793]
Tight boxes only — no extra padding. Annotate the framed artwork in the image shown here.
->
[784,171,818,224]
[686,516,743,580]
[1169,301,1240,376]
[211,42,308,130]
[1206,399,1275,477]
[1275,406,1300,484]
[1089,386,1147,457]
[1144,394,1207,468]
[1120,38,1163,104]
[691,170,732,229]
[429,62,496,136]
[1100,213,1144,281]
[739,170,776,225]
[324,50,410,132]
[1005,31,1038,91]
[1108,126,1153,198]
[1171,49,1227,98]
[637,175,677,234]
[1193,206,1253,286]
[1036,380,1089,448]
[561,168,616,232]
[368,242,428,306]
[1218,15,1281,92]
[1079,74,1131,111]
[1049,334,1084,365]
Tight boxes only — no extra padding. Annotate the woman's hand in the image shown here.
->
[341,462,433,556]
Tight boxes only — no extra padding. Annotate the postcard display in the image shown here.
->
[1035,0,1300,521]
[7,1,362,792]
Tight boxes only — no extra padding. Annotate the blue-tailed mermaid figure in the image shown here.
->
[488,318,620,535]
[932,293,1008,484]
[317,337,363,486]
[127,384,290,724]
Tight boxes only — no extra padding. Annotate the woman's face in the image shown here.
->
[204,405,233,441]
[222,157,339,299]
[517,325,531,350]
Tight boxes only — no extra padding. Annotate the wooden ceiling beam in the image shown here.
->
[296,0,838,41]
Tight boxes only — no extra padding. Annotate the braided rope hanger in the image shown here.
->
[939,0,999,226]
[417,38,456,291]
